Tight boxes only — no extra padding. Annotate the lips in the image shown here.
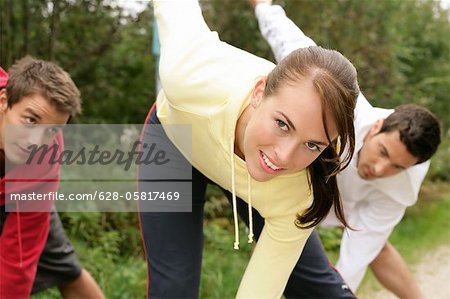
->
[259,151,284,174]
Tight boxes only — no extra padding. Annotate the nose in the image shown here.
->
[373,158,390,176]
[275,141,298,166]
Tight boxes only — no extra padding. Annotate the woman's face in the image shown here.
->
[238,79,338,182]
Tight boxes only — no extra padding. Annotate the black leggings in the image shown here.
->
[138,106,355,298]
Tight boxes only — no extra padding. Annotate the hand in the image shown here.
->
[249,0,272,10]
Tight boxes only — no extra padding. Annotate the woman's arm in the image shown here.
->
[153,0,274,111]
[237,216,312,298]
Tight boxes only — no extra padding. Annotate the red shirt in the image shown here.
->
[0,133,63,299]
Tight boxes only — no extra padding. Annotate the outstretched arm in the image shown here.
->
[370,242,424,299]
[334,194,404,290]
[252,0,375,114]
[153,0,274,111]
[337,193,425,296]
[251,1,316,63]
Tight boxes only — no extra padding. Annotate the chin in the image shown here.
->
[357,169,367,180]
[251,175,271,182]
[247,167,272,182]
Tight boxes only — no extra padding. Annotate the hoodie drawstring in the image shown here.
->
[230,140,239,250]
[15,201,23,268]
[247,173,254,243]
[230,138,254,250]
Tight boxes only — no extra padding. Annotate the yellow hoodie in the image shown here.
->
[154,1,313,298]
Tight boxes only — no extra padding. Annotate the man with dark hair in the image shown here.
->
[0,58,103,299]
[376,104,440,164]
[246,1,442,298]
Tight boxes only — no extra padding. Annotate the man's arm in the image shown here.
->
[336,193,425,298]
[251,1,316,63]
[370,242,424,299]
[252,0,375,119]
[336,195,405,290]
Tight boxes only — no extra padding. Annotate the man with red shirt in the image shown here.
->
[0,58,103,298]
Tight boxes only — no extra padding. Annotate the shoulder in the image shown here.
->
[372,161,429,206]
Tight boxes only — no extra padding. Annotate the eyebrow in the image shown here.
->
[309,140,329,147]
[277,110,330,146]
[24,108,42,121]
[380,144,407,169]
[277,111,296,131]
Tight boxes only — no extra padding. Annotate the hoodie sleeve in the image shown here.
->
[254,3,317,63]
[237,216,312,298]
[0,133,62,299]
[153,0,274,113]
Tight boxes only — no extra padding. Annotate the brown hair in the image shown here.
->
[6,56,81,117]
[264,46,359,229]
[379,104,441,163]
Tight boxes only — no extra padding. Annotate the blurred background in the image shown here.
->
[1,0,449,298]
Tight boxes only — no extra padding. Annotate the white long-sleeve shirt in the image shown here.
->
[255,3,429,291]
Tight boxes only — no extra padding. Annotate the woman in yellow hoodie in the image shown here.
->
[138,1,359,298]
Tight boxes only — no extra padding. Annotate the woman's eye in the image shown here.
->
[305,142,320,152]
[276,119,288,131]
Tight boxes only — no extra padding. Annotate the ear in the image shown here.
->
[368,119,383,136]
[251,78,266,108]
[0,89,8,113]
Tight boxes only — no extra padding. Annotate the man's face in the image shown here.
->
[238,79,337,182]
[0,89,70,166]
[357,120,418,180]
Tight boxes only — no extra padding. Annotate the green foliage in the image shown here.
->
[201,221,252,298]
[391,182,450,254]
[60,212,143,257]
[285,0,449,128]
[2,0,448,131]
[317,226,342,253]
[428,136,450,181]
[1,0,156,124]
[31,238,147,299]
[204,185,233,220]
